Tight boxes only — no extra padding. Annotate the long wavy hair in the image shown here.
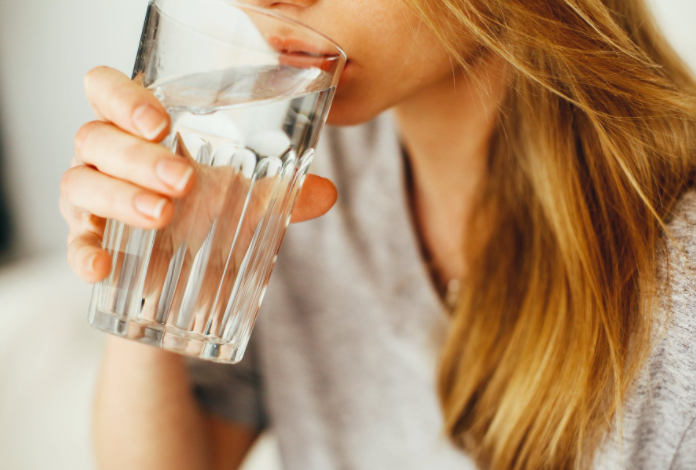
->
[402,0,696,468]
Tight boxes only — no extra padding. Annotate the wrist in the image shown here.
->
[102,335,187,372]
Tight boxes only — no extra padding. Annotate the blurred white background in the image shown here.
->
[0,0,693,469]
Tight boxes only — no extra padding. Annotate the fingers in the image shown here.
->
[67,231,112,283]
[84,66,170,141]
[74,121,195,197]
[61,165,175,230]
[290,175,338,223]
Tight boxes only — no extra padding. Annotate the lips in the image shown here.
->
[268,36,343,73]
[268,36,334,57]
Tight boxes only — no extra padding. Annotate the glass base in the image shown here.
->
[90,308,246,364]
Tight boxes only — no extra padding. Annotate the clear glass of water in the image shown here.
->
[88,0,346,363]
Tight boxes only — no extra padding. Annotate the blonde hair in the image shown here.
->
[403,0,696,468]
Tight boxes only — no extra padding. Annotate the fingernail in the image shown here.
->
[135,194,167,219]
[133,104,168,140]
[156,159,194,191]
[84,252,99,273]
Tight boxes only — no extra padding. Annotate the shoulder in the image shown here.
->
[606,189,696,468]
[651,189,696,402]
[660,189,696,345]
[664,189,696,265]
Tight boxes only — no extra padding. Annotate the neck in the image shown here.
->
[393,57,506,285]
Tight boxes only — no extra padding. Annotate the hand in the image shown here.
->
[61,66,338,288]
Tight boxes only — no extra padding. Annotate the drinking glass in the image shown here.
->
[88,0,346,363]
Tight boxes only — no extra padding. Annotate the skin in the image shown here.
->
[60,0,506,468]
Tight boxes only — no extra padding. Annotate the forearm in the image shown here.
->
[94,337,211,470]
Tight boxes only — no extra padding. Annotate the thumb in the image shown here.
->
[291,174,337,223]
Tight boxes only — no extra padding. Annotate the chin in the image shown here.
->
[325,95,387,127]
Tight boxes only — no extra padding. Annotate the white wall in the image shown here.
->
[0,0,148,258]
[650,0,696,68]
[0,0,694,259]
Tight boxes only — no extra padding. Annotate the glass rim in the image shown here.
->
[151,0,347,62]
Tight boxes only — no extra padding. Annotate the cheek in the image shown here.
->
[313,0,458,126]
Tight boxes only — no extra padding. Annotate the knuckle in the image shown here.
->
[60,167,80,199]
[74,121,102,155]
[125,140,164,173]
[84,65,110,90]
[103,187,120,210]
[124,137,147,158]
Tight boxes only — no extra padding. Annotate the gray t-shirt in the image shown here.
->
[187,113,696,470]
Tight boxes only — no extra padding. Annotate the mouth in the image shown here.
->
[268,36,336,57]
[268,36,345,73]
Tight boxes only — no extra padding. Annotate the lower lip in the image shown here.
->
[278,52,338,72]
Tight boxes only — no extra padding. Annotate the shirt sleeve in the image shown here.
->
[185,337,268,431]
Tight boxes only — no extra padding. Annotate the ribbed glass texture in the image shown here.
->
[87,0,345,363]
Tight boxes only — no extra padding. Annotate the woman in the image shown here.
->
[60,0,696,469]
